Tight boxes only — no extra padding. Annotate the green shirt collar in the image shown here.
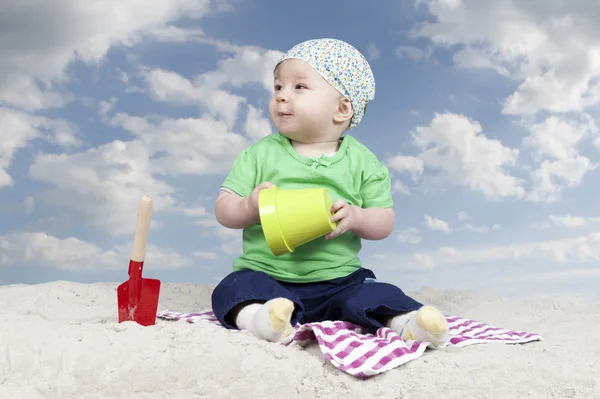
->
[277,132,350,168]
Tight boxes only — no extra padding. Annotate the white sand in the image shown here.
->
[1,281,598,398]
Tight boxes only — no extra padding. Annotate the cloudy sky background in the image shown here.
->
[2,0,599,304]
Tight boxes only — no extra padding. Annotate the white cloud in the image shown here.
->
[28,139,177,235]
[24,197,35,215]
[191,214,242,255]
[0,0,216,111]
[397,228,422,244]
[496,267,600,284]
[99,97,119,116]
[211,226,242,254]
[143,27,206,43]
[410,113,525,199]
[144,68,245,128]
[141,42,281,129]
[0,108,38,187]
[0,232,192,271]
[457,211,470,221]
[395,46,430,62]
[192,251,218,260]
[179,207,210,217]
[141,42,282,126]
[424,213,498,233]
[594,135,600,152]
[199,43,283,92]
[375,231,600,271]
[23,37,283,238]
[522,115,598,202]
[451,47,507,75]
[526,156,596,203]
[543,215,600,229]
[412,253,435,270]
[413,0,600,116]
[413,2,600,203]
[392,180,411,195]
[244,104,273,141]
[21,47,278,236]
[523,115,595,161]
[460,223,497,233]
[424,214,451,232]
[0,108,81,188]
[108,112,249,177]
[98,42,283,182]
[367,44,381,61]
[193,219,220,228]
[12,27,286,238]
[387,155,424,179]
[213,0,235,12]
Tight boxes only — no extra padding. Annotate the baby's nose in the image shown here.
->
[276,92,288,102]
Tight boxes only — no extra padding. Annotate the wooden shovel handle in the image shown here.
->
[130,196,153,262]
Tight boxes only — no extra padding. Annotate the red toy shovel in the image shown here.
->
[117,196,161,326]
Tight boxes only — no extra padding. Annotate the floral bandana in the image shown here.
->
[277,38,376,130]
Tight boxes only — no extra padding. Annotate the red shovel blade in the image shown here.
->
[117,196,161,326]
[117,261,161,326]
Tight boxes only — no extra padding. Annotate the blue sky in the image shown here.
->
[2,0,600,304]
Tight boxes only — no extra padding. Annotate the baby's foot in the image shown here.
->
[389,305,450,348]
[252,298,295,342]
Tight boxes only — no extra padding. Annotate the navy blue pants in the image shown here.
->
[211,268,423,332]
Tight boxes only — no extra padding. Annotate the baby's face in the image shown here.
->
[268,59,343,143]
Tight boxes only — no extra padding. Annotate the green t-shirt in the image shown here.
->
[221,132,393,283]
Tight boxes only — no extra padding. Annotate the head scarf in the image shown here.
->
[277,38,376,130]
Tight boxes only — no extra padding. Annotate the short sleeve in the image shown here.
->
[221,149,257,198]
[360,163,394,208]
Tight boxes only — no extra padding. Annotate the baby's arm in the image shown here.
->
[333,156,395,241]
[327,201,394,241]
[214,182,275,229]
[214,191,257,229]
[352,206,395,240]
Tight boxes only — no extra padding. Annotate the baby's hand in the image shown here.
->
[247,181,276,220]
[325,200,365,240]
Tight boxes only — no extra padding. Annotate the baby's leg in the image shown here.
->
[233,298,295,342]
[211,269,301,343]
[386,305,449,348]
[324,271,449,348]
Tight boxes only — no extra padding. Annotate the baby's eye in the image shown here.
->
[295,84,307,89]
[274,84,282,91]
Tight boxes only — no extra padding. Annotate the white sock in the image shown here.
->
[386,310,417,333]
[234,298,295,342]
[387,305,450,348]
[234,303,262,331]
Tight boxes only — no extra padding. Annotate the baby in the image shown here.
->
[212,38,449,348]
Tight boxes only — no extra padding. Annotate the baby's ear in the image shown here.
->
[333,97,353,125]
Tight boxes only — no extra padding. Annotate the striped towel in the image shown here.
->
[157,310,543,378]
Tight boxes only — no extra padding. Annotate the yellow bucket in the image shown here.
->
[258,187,337,256]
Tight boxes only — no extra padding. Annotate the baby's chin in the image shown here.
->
[273,127,298,140]
[278,130,310,143]
[273,122,327,143]
[280,129,341,146]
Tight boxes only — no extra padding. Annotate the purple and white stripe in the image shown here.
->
[157,310,543,378]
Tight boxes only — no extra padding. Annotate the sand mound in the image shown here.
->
[1,281,598,398]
